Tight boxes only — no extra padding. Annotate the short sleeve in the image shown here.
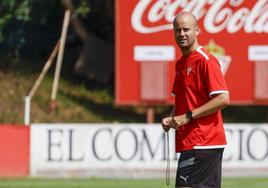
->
[202,57,229,97]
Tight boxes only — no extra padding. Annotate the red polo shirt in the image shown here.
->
[172,46,229,152]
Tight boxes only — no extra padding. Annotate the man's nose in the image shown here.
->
[179,30,185,36]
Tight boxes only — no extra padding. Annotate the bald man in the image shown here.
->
[161,12,230,188]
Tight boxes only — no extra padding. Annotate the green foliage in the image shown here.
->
[0,0,115,58]
[0,14,11,41]
[76,0,91,18]
[0,0,32,41]
[14,0,31,21]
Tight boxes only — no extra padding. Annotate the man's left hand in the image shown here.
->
[172,114,190,129]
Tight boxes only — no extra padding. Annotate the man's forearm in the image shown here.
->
[192,93,230,120]
[167,93,229,129]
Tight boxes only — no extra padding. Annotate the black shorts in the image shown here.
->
[175,148,224,188]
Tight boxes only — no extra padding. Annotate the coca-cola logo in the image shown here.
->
[131,0,268,34]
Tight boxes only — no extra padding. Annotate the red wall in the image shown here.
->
[116,0,268,105]
[0,125,29,176]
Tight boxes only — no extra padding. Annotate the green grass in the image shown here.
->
[0,58,164,124]
[0,178,268,188]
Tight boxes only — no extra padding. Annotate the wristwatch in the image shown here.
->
[186,111,193,121]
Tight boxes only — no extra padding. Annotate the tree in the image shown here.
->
[0,0,114,83]
[0,0,32,41]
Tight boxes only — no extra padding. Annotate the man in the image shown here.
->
[162,12,230,188]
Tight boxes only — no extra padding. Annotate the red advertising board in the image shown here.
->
[116,0,268,105]
[0,125,29,176]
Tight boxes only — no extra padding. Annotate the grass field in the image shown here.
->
[0,178,268,188]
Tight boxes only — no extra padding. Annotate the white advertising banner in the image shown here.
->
[30,124,268,177]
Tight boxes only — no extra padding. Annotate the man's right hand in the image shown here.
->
[161,117,172,132]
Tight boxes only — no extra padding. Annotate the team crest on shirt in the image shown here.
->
[186,67,192,75]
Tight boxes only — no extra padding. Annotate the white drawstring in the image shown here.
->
[166,131,170,186]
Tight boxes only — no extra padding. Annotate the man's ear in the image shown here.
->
[195,25,200,36]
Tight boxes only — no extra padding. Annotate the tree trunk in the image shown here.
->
[60,0,89,41]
